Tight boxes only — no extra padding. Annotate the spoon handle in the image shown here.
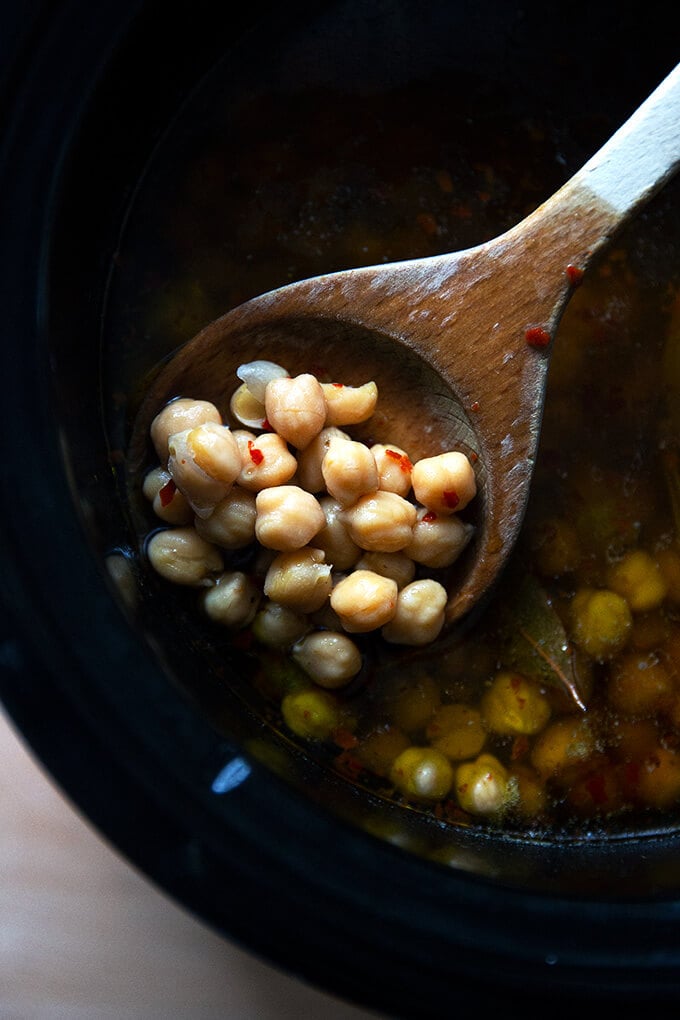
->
[575,62,680,220]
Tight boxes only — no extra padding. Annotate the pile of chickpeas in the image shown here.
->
[144,361,477,692]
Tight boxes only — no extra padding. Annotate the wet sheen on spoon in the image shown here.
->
[134,63,680,625]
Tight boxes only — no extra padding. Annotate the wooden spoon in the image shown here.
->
[132,63,680,624]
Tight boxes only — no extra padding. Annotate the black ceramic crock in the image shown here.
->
[2,2,680,1015]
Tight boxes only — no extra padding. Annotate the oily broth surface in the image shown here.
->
[111,80,680,836]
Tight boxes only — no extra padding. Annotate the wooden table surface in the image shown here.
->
[0,706,381,1019]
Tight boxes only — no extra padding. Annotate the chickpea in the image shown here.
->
[481,671,551,736]
[390,675,441,734]
[341,491,417,553]
[292,630,362,687]
[509,765,547,818]
[455,754,511,815]
[202,571,260,628]
[411,451,476,515]
[264,373,326,449]
[607,548,668,613]
[570,587,632,660]
[405,507,474,569]
[143,466,193,525]
[355,551,416,589]
[356,726,411,777]
[636,748,680,810]
[657,546,680,605]
[168,423,241,518]
[321,437,378,508]
[146,527,222,586]
[150,397,222,464]
[426,703,486,760]
[229,382,267,429]
[252,600,309,649]
[330,570,398,633]
[382,579,447,646]
[530,717,596,779]
[281,687,341,741]
[194,486,257,549]
[255,486,325,551]
[263,547,332,613]
[296,427,348,493]
[236,431,297,491]
[370,443,413,497]
[313,497,362,571]
[321,380,378,426]
[530,516,581,577]
[607,651,675,717]
[390,746,454,801]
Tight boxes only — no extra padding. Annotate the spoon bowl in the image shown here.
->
[132,62,680,623]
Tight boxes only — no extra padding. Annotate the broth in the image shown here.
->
[109,70,680,838]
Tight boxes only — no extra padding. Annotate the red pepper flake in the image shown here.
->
[442,489,460,509]
[566,264,585,287]
[248,441,264,465]
[421,510,438,523]
[511,735,530,761]
[469,451,479,464]
[331,382,344,388]
[585,772,609,807]
[525,326,551,348]
[470,400,480,412]
[385,449,413,472]
[332,727,359,750]
[158,478,177,507]
[261,418,272,431]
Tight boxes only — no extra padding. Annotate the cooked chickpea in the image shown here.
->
[382,578,447,645]
[390,746,454,801]
[202,571,260,628]
[455,754,511,815]
[530,516,581,577]
[281,687,341,741]
[370,444,413,497]
[143,466,193,525]
[481,671,551,736]
[607,650,675,717]
[426,703,486,760]
[321,380,378,426]
[411,450,476,515]
[636,748,680,810]
[607,548,668,613]
[263,547,332,613]
[530,717,596,779]
[168,423,241,518]
[264,373,326,449]
[389,676,441,734]
[341,491,417,553]
[570,587,632,660]
[405,507,474,568]
[296,427,349,493]
[330,570,398,633]
[657,546,680,605]
[509,765,547,818]
[292,630,362,687]
[194,486,257,549]
[255,486,325,551]
[236,431,297,491]
[150,397,222,464]
[146,527,222,586]
[356,726,411,777]
[355,551,416,589]
[321,437,378,508]
[313,497,362,570]
[251,600,309,649]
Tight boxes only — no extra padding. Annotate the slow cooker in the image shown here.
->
[2,1,680,1014]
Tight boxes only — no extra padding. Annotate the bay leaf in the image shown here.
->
[496,570,589,711]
